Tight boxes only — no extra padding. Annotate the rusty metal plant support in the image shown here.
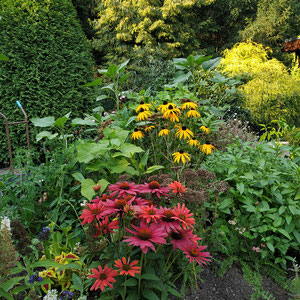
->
[0,101,30,173]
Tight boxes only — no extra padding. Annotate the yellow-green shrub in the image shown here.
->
[220,42,300,126]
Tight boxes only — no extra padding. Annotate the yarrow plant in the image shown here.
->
[80,180,211,298]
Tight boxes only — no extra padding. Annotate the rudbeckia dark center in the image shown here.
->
[138,228,152,240]
[179,150,184,154]
[149,180,160,189]
[140,108,145,112]
[140,101,145,104]
[134,128,138,132]
[163,101,168,105]
[182,126,187,130]
[168,105,174,110]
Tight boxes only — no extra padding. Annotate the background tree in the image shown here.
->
[0,0,95,165]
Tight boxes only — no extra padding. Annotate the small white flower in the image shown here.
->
[1,216,11,232]
[43,289,58,300]
[80,200,88,207]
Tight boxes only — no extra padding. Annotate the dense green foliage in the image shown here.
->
[0,0,95,165]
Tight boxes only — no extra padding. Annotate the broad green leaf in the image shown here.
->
[273,217,283,227]
[54,115,69,129]
[83,78,102,87]
[36,131,58,141]
[119,73,130,83]
[125,166,139,176]
[236,183,244,194]
[31,116,55,127]
[167,286,182,298]
[117,59,130,73]
[118,143,144,158]
[266,242,274,252]
[145,165,164,174]
[10,286,27,295]
[32,259,75,269]
[72,118,96,126]
[81,179,96,200]
[202,57,221,71]
[72,273,83,292]
[106,64,118,78]
[109,158,130,173]
[126,294,139,300]
[258,201,270,212]
[277,228,291,240]
[101,83,115,93]
[141,273,160,281]
[0,277,23,291]
[244,172,254,180]
[285,215,292,225]
[293,230,300,244]
[173,71,192,84]
[140,149,150,166]
[0,54,9,61]
[195,55,212,66]
[219,198,232,210]
[228,166,237,175]
[71,172,85,182]
[143,289,160,300]
[122,278,137,286]
[278,206,286,215]
[0,287,13,300]
[96,94,109,101]
[97,179,110,193]
[77,142,108,163]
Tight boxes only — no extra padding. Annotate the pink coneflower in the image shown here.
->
[168,181,186,196]
[183,243,211,265]
[91,196,101,203]
[140,181,171,198]
[123,221,167,253]
[158,207,181,233]
[138,205,161,223]
[94,217,119,237]
[114,257,141,277]
[123,204,138,217]
[88,265,118,291]
[130,196,149,207]
[169,228,201,250]
[100,194,113,202]
[172,203,195,229]
[103,196,134,216]
[79,202,105,225]
[108,182,140,197]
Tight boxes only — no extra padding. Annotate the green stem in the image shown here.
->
[138,253,144,297]
[193,262,198,290]
[164,251,181,274]
[172,269,185,284]
[123,275,127,300]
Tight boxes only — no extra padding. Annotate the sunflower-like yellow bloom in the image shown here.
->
[131,129,144,140]
[144,125,155,132]
[158,128,170,136]
[181,101,198,110]
[187,139,199,147]
[136,101,152,113]
[136,108,153,121]
[163,104,180,117]
[158,101,176,113]
[175,125,194,140]
[200,125,211,134]
[172,150,191,164]
[199,144,216,155]
[186,108,200,118]
[167,112,180,122]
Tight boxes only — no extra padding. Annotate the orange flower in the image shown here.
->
[168,181,186,196]
[114,257,141,277]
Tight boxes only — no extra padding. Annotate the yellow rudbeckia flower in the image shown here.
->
[181,101,198,110]
[144,125,155,132]
[175,125,194,140]
[200,125,211,134]
[172,150,191,164]
[187,139,199,147]
[131,128,144,140]
[199,144,216,155]
[136,108,153,121]
[158,128,170,136]
[186,109,200,118]
[136,101,152,113]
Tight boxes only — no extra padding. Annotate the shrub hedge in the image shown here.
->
[0,0,95,165]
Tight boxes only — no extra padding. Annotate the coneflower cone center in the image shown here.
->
[170,231,183,240]
[162,210,174,222]
[124,195,133,201]
[189,248,199,257]
[148,181,160,189]
[179,213,186,219]
[148,209,155,215]
[115,199,128,209]
[99,273,107,280]
[91,208,102,215]
[122,264,130,271]
[137,228,152,240]
[119,183,130,190]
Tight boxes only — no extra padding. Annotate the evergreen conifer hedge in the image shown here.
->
[0,0,95,165]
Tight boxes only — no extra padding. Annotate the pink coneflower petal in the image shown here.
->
[172,203,195,229]
[88,265,118,291]
[94,217,119,237]
[114,257,141,277]
[138,205,161,223]
[140,181,171,198]
[183,242,211,265]
[108,182,140,197]
[79,202,105,225]
[123,221,167,253]
[169,228,201,250]
[158,207,182,233]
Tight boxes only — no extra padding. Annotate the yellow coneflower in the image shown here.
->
[136,101,152,113]
[131,128,144,140]
[172,150,191,164]
[186,108,200,118]
[158,128,170,137]
[181,101,198,110]
[175,125,194,140]
[136,108,153,121]
[167,112,180,122]
[158,101,174,113]
[199,144,216,155]
[163,104,180,117]
[187,139,199,147]
[200,125,211,134]
[144,125,155,132]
